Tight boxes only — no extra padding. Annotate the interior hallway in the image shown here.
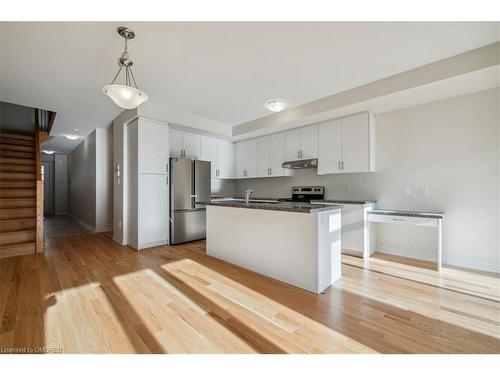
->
[44,215,91,239]
[0,233,498,354]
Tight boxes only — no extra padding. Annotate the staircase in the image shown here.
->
[0,132,39,259]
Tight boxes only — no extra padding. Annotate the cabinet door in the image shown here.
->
[169,130,183,158]
[183,133,201,159]
[300,124,318,159]
[139,173,168,248]
[318,119,342,175]
[269,133,287,176]
[284,128,301,161]
[234,141,246,178]
[200,137,218,178]
[138,119,170,174]
[245,139,258,178]
[341,113,370,173]
[257,136,270,177]
[217,140,234,179]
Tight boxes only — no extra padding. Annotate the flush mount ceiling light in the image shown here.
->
[265,99,288,113]
[42,150,55,155]
[103,27,149,109]
[65,135,79,140]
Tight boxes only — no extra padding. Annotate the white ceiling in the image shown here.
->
[0,22,499,153]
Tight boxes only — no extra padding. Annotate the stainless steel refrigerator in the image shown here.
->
[169,158,211,244]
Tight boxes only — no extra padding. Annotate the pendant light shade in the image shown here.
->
[103,27,149,109]
[103,84,148,109]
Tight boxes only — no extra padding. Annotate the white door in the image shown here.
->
[269,133,287,176]
[300,125,318,159]
[138,120,170,174]
[183,133,201,159]
[318,119,342,175]
[42,161,54,215]
[139,173,168,248]
[234,142,246,178]
[245,139,258,178]
[341,113,370,173]
[284,129,301,161]
[217,140,234,179]
[169,130,183,158]
[257,136,270,177]
[200,137,218,178]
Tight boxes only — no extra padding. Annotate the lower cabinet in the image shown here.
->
[138,173,169,248]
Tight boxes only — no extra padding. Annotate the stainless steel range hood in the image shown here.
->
[282,158,318,169]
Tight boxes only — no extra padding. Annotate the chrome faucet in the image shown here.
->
[245,188,254,205]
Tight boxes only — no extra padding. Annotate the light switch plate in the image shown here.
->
[404,187,411,196]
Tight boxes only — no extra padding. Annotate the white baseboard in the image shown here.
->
[69,215,96,233]
[376,245,500,274]
[95,226,113,233]
[139,239,168,250]
[112,235,125,245]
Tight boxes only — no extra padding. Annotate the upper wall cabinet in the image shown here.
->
[318,112,375,175]
[169,130,201,159]
[138,119,170,175]
[200,136,234,179]
[284,125,318,161]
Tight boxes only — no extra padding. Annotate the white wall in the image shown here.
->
[54,154,68,215]
[95,128,113,232]
[69,131,96,228]
[236,88,500,273]
[69,128,113,232]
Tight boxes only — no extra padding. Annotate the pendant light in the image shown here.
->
[103,27,149,109]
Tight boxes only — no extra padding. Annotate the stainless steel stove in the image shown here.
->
[278,186,325,203]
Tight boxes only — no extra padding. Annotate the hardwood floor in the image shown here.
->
[0,233,499,353]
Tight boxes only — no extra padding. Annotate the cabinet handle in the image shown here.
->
[338,161,341,170]
[297,150,300,159]
[300,150,303,158]
[166,176,169,185]
[269,168,272,175]
[341,161,344,170]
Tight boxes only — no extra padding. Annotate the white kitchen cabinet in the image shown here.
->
[139,173,169,247]
[257,136,271,177]
[200,137,218,177]
[284,125,318,161]
[169,130,183,158]
[127,118,169,250]
[285,128,301,161]
[245,139,258,178]
[217,139,234,179]
[169,130,201,159]
[318,112,375,175]
[234,141,245,178]
[318,119,342,174]
[299,125,318,159]
[269,133,288,177]
[138,119,170,174]
[183,133,201,159]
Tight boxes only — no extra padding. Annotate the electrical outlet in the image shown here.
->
[404,187,411,196]
[345,183,351,190]
[118,220,122,228]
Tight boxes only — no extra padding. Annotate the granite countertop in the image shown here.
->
[197,200,343,214]
[311,199,377,205]
[368,209,444,219]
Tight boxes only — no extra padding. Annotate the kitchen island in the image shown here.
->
[200,200,343,294]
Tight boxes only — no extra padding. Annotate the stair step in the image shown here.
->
[0,208,36,220]
[0,171,35,180]
[0,229,36,246]
[0,197,36,209]
[0,138,35,147]
[0,150,35,159]
[0,218,36,232]
[0,180,36,189]
[0,242,36,259]
[0,144,34,152]
[0,164,35,173]
[0,157,35,166]
[0,189,36,198]
[0,133,35,141]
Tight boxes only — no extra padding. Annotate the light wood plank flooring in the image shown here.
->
[0,233,499,353]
